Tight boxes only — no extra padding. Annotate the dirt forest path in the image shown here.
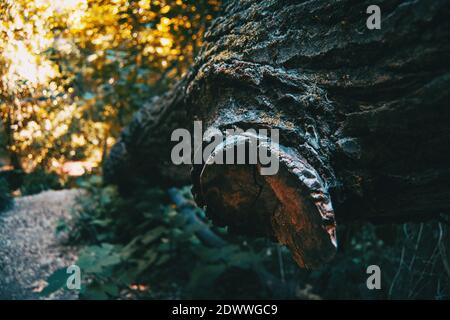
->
[0,189,82,299]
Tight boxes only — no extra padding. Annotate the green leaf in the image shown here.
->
[141,226,166,245]
[77,244,121,273]
[155,254,170,266]
[40,268,68,296]
[81,285,109,300]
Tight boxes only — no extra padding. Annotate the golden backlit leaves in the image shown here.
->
[0,0,220,174]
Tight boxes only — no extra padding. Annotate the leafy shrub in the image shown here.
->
[45,177,295,299]
[0,177,12,212]
[20,169,62,195]
[44,176,450,300]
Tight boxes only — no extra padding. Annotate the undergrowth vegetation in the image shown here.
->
[42,176,450,299]
[0,177,11,212]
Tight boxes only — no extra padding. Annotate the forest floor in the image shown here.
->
[0,189,81,299]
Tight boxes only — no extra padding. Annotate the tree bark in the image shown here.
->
[104,0,450,268]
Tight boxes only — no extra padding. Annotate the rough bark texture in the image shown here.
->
[104,0,450,268]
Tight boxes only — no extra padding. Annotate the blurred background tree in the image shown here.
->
[0,0,220,178]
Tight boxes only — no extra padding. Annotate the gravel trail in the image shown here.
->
[0,189,82,299]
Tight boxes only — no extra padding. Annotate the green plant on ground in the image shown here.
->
[44,176,297,299]
[0,177,12,212]
[20,169,62,196]
[43,176,450,300]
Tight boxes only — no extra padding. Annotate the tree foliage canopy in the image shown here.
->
[0,0,219,174]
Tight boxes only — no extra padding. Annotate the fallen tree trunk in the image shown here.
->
[104,0,450,268]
